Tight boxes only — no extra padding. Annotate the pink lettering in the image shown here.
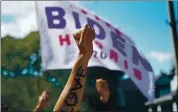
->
[94,41,103,49]
[115,28,122,36]
[109,49,119,63]
[95,16,100,20]
[81,9,87,14]
[59,34,71,46]
[124,60,128,69]
[105,22,111,27]
[133,68,142,80]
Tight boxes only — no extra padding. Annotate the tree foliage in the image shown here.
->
[1,32,123,111]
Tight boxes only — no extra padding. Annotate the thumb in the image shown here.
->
[100,96,103,101]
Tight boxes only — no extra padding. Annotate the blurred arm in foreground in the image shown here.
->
[33,90,50,112]
[53,24,95,112]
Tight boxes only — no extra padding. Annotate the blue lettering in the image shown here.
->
[111,31,127,57]
[87,18,106,40]
[72,12,81,29]
[45,7,66,28]
[132,46,153,72]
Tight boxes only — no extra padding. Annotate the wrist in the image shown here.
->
[100,91,110,104]
[34,104,43,111]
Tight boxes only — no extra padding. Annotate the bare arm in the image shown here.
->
[34,104,44,112]
[53,24,95,112]
[33,90,50,112]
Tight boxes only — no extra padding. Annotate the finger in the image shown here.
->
[97,78,101,83]
[46,96,50,101]
[41,93,46,97]
[43,90,48,95]
[96,79,100,83]
[96,79,101,92]
[88,26,91,30]
[104,81,108,87]
[42,90,48,96]
[45,90,50,96]
[84,24,88,29]
[39,96,43,101]
[101,79,107,89]
[73,31,80,40]
[96,79,100,82]
[100,79,104,83]
[44,89,49,93]
[46,95,49,99]
[102,80,107,85]
[91,27,95,32]
[103,81,109,90]
[101,80,105,88]
[98,80,102,89]
[99,79,103,85]
[100,96,103,101]
[43,97,46,101]
[79,28,87,46]
[92,28,95,33]
[86,24,90,29]
[45,95,50,99]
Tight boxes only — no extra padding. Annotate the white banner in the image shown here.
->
[36,1,155,101]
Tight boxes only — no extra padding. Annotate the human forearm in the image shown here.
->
[53,55,89,112]
[33,104,44,112]
[33,90,49,112]
[53,24,95,112]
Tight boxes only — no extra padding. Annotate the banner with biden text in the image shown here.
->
[35,1,155,101]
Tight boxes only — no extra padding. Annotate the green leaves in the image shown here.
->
[1,32,67,111]
[1,49,62,88]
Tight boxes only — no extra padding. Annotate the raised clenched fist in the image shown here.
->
[73,24,95,57]
[37,90,50,109]
[96,78,110,104]
[73,24,95,75]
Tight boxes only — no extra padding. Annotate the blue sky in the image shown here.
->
[1,15,15,23]
[1,1,177,75]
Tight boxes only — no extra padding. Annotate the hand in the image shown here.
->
[73,24,95,56]
[36,90,50,110]
[96,78,110,104]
